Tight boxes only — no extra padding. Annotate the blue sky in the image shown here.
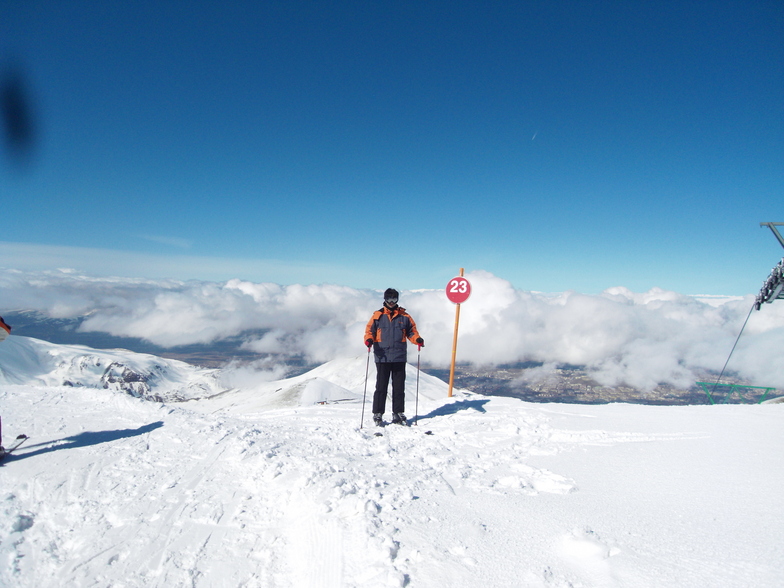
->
[1,1,782,295]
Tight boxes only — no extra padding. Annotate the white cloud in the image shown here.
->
[218,358,289,390]
[1,267,783,391]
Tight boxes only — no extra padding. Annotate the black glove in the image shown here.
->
[416,337,424,347]
[365,339,373,348]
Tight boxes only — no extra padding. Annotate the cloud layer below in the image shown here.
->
[2,268,782,391]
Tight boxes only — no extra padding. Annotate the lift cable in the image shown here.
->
[710,301,755,396]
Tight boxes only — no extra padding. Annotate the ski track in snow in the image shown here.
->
[1,350,783,587]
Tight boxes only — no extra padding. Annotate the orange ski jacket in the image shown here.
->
[364,306,422,363]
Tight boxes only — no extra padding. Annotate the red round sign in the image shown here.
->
[446,276,471,304]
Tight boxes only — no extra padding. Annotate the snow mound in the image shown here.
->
[192,355,460,414]
[0,336,225,402]
[297,355,451,401]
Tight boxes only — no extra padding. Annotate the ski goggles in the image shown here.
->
[385,296,399,305]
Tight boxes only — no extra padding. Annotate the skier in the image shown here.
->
[0,315,10,342]
[364,288,424,426]
[0,316,10,455]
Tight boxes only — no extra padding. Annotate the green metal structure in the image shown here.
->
[696,382,777,405]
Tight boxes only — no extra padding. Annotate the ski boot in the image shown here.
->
[391,413,407,425]
[373,413,383,427]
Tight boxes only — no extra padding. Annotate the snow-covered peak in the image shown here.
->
[187,355,457,415]
[0,336,224,402]
[286,355,450,401]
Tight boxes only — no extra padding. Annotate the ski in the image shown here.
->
[368,423,433,436]
[0,434,29,460]
[387,426,434,435]
[367,428,432,437]
[399,421,434,434]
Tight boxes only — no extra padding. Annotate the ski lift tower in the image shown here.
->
[755,223,784,310]
[699,223,784,404]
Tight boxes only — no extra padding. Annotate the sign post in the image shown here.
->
[446,269,471,397]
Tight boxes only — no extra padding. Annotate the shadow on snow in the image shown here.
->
[4,421,164,462]
[413,398,490,424]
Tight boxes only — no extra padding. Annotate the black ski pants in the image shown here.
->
[372,361,406,415]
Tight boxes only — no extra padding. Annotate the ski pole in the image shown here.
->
[360,346,371,429]
[414,344,421,425]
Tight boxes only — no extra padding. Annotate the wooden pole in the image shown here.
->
[447,268,464,397]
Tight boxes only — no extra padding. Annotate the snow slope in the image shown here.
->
[1,337,783,587]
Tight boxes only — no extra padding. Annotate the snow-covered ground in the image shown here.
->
[1,336,782,587]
